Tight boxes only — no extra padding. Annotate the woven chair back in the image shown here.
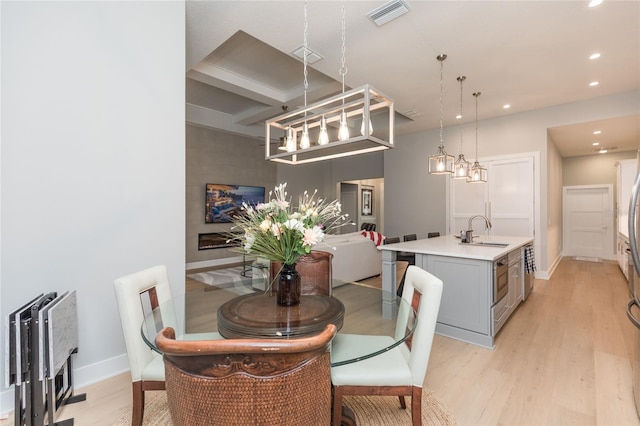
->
[156,325,336,426]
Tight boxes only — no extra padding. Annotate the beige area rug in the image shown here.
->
[113,389,456,425]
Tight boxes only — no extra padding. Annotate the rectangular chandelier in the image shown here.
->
[265,84,394,165]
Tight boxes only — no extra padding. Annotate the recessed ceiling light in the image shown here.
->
[589,53,601,60]
[503,104,511,109]
[599,149,608,154]
[456,114,462,119]
[589,0,603,7]
[589,81,600,87]
[592,142,600,146]
[593,130,602,135]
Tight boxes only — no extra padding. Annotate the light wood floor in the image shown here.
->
[3,258,639,425]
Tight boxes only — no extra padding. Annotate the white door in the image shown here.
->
[451,155,534,237]
[488,157,534,237]
[563,185,614,259]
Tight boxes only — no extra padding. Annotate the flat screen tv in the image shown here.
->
[205,184,266,223]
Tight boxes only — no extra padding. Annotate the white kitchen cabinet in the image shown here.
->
[451,156,535,238]
[616,159,638,238]
[618,232,630,280]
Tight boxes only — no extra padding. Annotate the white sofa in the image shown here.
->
[319,231,383,286]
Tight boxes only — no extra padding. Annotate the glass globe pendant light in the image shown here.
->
[428,54,454,175]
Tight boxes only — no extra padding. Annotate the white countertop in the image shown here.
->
[379,235,534,261]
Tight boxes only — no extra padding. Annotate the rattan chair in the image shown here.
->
[113,265,171,426]
[330,266,443,426]
[270,250,334,296]
[156,324,337,426]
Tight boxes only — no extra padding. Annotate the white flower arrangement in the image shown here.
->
[230,183,349,265]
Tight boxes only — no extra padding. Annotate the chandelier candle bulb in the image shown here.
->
[318,115,329,145]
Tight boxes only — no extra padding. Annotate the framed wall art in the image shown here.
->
[361,188,373,216]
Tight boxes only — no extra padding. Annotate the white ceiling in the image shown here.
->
[185,0,640,157]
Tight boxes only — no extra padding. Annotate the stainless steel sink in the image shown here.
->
[461,241,510,248]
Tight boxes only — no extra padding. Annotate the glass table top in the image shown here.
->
[141,270,416,367]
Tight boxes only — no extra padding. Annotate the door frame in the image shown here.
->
[562,184,615,259]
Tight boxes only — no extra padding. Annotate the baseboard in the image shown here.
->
[0,353,130,417]
[537,254,562,280]
[186,256,243,271]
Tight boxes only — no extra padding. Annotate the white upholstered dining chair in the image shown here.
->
[330,265,443,426]
[113,265,172,426]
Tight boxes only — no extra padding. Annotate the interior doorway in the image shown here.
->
[339,183,358,234]
[562,184,614,260]
[338,179,384,234]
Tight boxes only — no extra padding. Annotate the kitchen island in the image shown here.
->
[380,235,534,348]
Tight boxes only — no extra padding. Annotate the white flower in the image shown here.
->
[284,218,304,233]
[303,226,324,247]
[259,218,272,232]
[271,223,283,239]
[244,233,255,251]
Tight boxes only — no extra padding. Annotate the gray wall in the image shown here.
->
[383,91,639,276]
[186,125,276,266]
[562,150,637,259]
[562,151,637,187]
[1,1,185,412]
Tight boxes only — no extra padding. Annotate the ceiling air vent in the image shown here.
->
[291,45,323,64]
[592,145,617,153]
[367,0,410,27]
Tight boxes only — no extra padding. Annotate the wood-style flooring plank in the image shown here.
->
[2,258,639,426]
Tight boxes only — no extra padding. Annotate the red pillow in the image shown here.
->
[361,231,385,246]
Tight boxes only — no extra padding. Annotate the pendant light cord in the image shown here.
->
[339,0,347,97]
[474,92,481,160]
[438,55,445,148]
[303,0,309,111]
[458,76,465,152]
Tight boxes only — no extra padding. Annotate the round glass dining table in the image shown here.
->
[140,278,416,367]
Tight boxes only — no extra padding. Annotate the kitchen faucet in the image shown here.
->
[464,215,492,242]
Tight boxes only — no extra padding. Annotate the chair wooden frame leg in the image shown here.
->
[332,385,423,426]
[132,380,166,426]
[332,386,344,426]
[411,387,422,426]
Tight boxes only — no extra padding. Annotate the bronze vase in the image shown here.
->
[277,263,301,306]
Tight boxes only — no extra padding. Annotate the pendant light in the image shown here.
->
[428,54,454,175]
[285,127,296,152]
[468,92,488,183]
[337,0,350,142]
[299,0,311,150]
[452,75,471,179]
[318,115,329,145]
[264,1,394,164]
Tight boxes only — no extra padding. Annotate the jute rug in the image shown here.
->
[112,390,456,425]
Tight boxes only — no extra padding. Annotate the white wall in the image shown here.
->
[1,1,185,414]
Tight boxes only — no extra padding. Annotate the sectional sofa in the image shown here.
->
[319,231,383,285]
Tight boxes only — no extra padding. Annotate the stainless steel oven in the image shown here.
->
[494,255,509,304]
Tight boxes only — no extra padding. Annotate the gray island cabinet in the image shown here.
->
[380,235,534,349]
